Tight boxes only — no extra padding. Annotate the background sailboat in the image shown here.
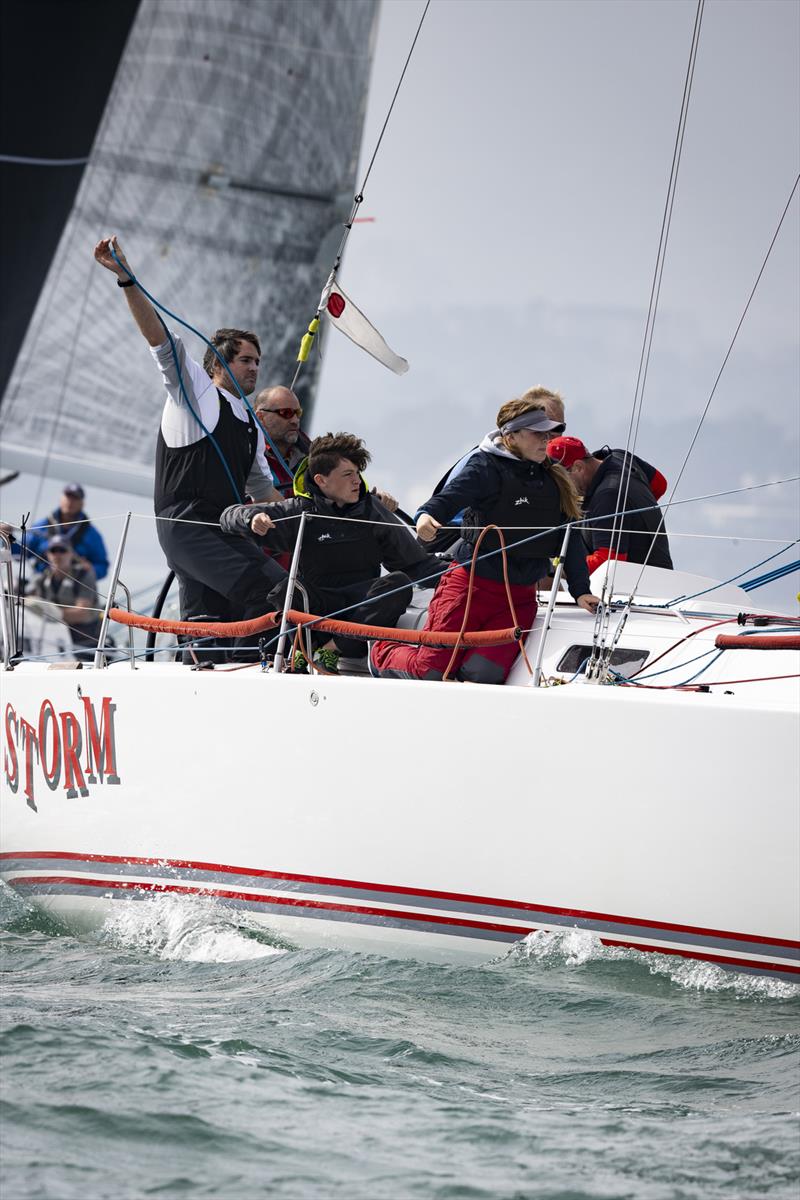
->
[0,0,378,497]
[0,0,797,608]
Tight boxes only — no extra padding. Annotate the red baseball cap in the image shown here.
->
[548,436,589,470]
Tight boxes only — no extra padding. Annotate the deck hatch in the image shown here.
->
[556,645,649,677]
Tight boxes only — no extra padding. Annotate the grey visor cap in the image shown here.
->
[500,411,566,436]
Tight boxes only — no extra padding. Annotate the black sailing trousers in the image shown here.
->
[157,508,287,655]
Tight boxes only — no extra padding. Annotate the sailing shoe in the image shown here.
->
[337,655,370,676]
[314,647,340,673]
[292,650,309,674]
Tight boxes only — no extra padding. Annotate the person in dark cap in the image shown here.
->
[547,436,673,572]
[27,536,102,653]
[23,483,110,580]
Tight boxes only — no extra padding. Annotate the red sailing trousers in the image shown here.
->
[371,566,538,683]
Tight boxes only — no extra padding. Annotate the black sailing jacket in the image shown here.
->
[220,468,442,593]
[419,443,591,596]
[582,450,673,569]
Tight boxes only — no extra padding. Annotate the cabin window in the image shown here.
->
[556,645,649,677]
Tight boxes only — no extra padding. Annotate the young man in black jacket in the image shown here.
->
[221,433,443,672]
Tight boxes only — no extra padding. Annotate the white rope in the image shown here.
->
[4,475,797,538]
[8,594,105,615]
[595,174,800,675]
[601,0,705,615]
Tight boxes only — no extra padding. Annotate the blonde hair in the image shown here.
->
[495,398,582,522]
[520,386,564,424]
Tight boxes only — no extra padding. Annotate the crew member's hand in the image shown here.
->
[416,513,442,542]
[93,235,131,279]
[575,593,599,614]
[371,487,398,512]
[0,521,16,539]
[250,512,275,536]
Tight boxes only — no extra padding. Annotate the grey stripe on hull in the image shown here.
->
[4,861,798,964]
[14,880,515,944]
[7,877,800,981]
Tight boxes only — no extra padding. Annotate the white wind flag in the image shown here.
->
[321,279,409,375]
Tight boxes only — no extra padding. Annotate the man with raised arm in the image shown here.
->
[93,236,287,661]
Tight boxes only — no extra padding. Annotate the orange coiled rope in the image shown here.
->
[715,633,800,651]
[108,608,521,649]
[442,525,534,682]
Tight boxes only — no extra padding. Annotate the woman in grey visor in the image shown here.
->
[370,398,598,684]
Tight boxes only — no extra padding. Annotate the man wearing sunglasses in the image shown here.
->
[255,386,399,511]
[254,387,311,498]
[27,537,101,653]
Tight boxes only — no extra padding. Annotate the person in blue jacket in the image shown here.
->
[12,483,110,580]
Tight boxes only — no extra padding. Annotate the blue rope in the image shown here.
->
[157,318,243,503]
[729,625,799,636]
[566,657,590,682]
[627,646,720,681]
[741,559,800,592]
[252,518,797,642]
[662,540,799,606]
[109,247,295,484]
[610,648,726,688]
[610,625,798,688]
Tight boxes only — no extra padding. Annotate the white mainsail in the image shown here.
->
[0,0,379,496]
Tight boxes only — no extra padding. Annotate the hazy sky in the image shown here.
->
[313,0,799,599]
[2,0,798,605]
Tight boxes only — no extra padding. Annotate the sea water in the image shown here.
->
[1,885,798,1200]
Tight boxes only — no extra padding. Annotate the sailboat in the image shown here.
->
[1,0,798,985]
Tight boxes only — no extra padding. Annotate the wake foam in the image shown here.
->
[509,928,800,999]
[98,893,288,963]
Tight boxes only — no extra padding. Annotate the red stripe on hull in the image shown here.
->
[0,850,796,950]
[10,873,800,977]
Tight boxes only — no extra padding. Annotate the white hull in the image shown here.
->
[3,585,798,982]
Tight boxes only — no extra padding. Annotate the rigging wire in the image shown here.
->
[6,475,797,625]
[290,0,432,389]
[359,0,431,197]
[591,0,705,671]
[596,171,800,668]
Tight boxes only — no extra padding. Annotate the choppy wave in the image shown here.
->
[506,927,800,1000]
[98,893,290,962]
[2,887,799,1200]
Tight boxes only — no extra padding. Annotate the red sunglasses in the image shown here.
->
[258,406,303,420]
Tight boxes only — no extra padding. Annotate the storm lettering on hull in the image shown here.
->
[2,697,121,810]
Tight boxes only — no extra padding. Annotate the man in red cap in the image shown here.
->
[547,437,673,572]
